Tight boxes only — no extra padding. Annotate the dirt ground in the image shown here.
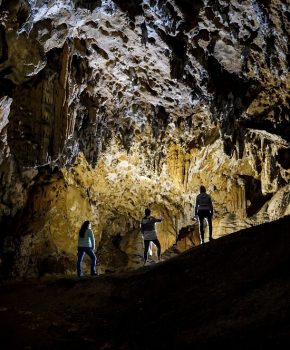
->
[1,215,290,350]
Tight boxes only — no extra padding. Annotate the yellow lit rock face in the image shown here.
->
[12,135,275,276]
[5,131,290,276]
[1,0,290,276]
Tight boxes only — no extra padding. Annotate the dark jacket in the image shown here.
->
[195,193,213,216]
[140,216,162,233]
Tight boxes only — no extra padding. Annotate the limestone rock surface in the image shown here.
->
[0,0,289,276]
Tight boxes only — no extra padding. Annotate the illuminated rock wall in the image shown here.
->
[0,0,289,276]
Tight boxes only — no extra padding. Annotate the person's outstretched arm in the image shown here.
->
[153,214,162,223]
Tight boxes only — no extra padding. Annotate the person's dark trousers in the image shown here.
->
[197,210,213,243]
[77,247,97,276]
[144,239,161,262]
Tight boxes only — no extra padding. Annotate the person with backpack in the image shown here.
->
[77,220,97,277]
[194,186,214,244]
[140,208,162,264]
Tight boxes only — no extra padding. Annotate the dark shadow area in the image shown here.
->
[0,76,14,98]
[0,25,8,64]
[113,0,143,19]
[278,148,290,170]
[154,27,188,80]
[207,56,262,105]
[207,55,262,157]
[97,229,129,273]
[0,167,66,279]
[1,216,290,349]
[240,175,273,217]
[243,118,290,143]
[175,0,203,28]
[72,0,102,11]
[151,104,170,138]
[16,0,31,29]
[0,215,18,279]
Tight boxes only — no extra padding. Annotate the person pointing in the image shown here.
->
[140,208,162,264]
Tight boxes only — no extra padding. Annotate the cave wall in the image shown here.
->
[0,0,289,276]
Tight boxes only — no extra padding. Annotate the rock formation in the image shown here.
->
[0,0,289,277]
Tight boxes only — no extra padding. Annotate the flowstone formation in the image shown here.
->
[0,0,289,277]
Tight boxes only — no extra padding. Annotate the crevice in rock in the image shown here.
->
[240,175,273,217]
[113,0,143,20]
[208,55,261,102]
[207,55,262,157]
[174,0,203,29]
[278,148,290,170]
[151,105,170,139]
[154,27,188,80]
[72,0,102,11]
[16,0,31,30]
[0,75,14,98]
[243,118,290,143]
[90,43,109,60]
[0,25,8,64]
[97,231,130,273]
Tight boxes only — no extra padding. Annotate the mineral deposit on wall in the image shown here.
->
[0,0,289,276]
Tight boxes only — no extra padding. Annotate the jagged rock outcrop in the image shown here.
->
[0,0,289,277]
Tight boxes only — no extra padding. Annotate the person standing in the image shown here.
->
[140,208,162,264]
[77,220,97,277]
[194,186,213,244]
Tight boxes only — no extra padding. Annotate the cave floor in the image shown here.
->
[1,216,290,350]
